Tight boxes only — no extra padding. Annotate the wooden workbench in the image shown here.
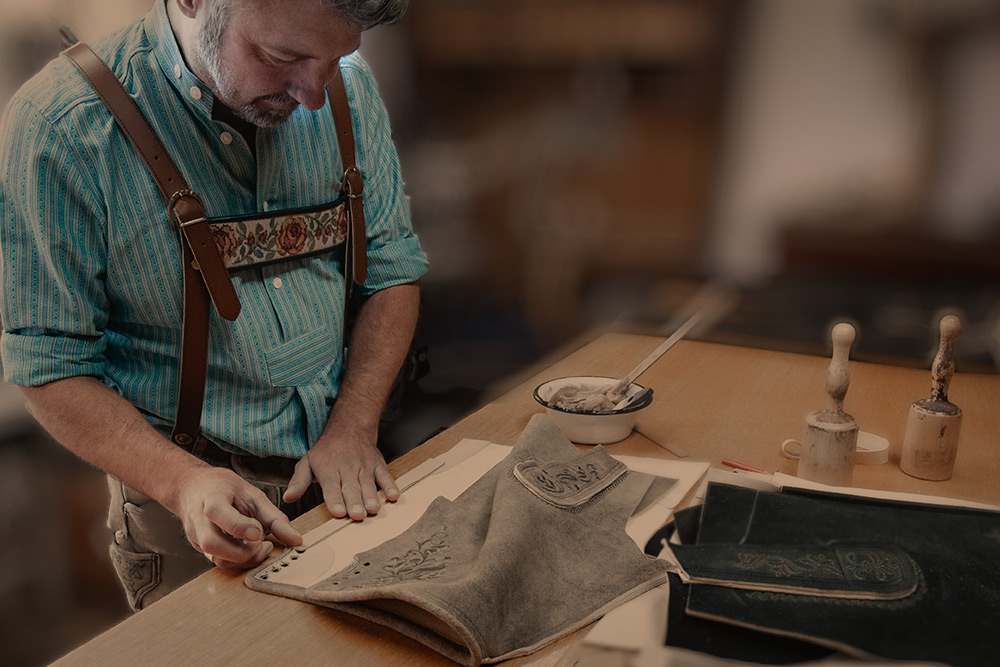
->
[53,334,1000,666]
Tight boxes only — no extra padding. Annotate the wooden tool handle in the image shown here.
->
[930,315,960,401]
[825,322,855,413]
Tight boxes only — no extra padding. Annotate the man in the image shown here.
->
[0,0,426,610]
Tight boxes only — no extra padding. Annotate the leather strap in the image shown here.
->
[173,236,211,445]
[62,42,229,445]
[327,69,367,286]
[62,42,241,322]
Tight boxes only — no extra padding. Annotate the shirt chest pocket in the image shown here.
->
[264,328,339,387]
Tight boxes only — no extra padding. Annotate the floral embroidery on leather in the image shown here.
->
[110,549,144,593]
[210,203,349,269]
[734,552,841,578]
[109,546,158,601]
[514,451,628,509]
[318,528,452,591]
[745,570,926,609]
[529,463,602,495]
[373,529,452,585]
[842,550,904,582]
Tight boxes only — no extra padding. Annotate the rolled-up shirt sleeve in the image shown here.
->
[0,97,110,386]
[342,57,429,296]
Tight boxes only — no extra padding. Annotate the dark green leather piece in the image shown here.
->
[679,483,1000,667]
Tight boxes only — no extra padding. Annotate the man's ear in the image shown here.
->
[173,0,202,19]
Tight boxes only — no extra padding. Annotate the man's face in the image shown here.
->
[193,0,362,127]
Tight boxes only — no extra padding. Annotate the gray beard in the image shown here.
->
[229,94,299,128]
[193,3,298,128]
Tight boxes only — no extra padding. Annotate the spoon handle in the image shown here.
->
[620,288,731,388]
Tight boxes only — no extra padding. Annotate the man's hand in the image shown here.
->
[281,282,418,521]
[283,433,400,521]
[177,467,303,571]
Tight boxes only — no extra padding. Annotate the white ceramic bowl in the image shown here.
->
[533,375,653,445]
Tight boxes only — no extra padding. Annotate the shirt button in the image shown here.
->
[173,64,181,79]
[272,277,283,289]
[220,131,233,145]
[189,86,202,100]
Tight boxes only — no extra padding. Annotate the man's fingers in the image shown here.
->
[308,446,396,521]
[314,467,348,518]
[360,475,381,515]
[204,500,264,542]
[267,516,302,547]
[335,472,368,521]
[207,540,274,572]
[375,465,399,502]
[198,524,264,564]
[188,505,263,564]
[283,456,314,504]
[179,468,301,570]
[246,495,303,547]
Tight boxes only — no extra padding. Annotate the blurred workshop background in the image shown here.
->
[1,0,998,664]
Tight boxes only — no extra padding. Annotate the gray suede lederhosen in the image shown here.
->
[107,433,323,611]
[249,414,675,666]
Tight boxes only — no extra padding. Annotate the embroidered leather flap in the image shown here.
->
[670,542,919,600]
[514,447,628,509]
[208,199,349,270]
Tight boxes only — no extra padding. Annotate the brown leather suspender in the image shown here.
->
[62,42,367,446]
[328,70,368,288]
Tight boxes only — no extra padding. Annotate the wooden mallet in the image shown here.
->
[900,315,962,481]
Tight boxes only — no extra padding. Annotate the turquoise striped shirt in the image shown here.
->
[0,2,428,458]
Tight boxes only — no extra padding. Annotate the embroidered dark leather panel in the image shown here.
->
[677,483,1000,667]
[671,542,918,599]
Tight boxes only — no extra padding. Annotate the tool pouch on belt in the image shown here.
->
[644,482,1000,667]
[61,41,367,447]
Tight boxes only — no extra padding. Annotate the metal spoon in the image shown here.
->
[612,386,653,411]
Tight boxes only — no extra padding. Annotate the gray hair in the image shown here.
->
[324,0,409,30]
[213,0,409,31]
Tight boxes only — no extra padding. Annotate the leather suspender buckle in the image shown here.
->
[170,191,208,229]
[341,167,367,285]
[167,188,204,214]
[341,166,363,199]
[168,189,242,322]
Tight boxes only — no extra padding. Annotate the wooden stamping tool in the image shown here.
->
[901,315,962,481]
[797,322,859,487]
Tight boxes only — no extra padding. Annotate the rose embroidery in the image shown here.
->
[275,216,307,256]
[208,203,348,269]
[336,205,349,237]
[255,223,269,245]
[210,224,239,262]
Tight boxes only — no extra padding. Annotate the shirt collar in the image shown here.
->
[143,0,214,117]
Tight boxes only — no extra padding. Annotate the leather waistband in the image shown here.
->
[180,433,233,464]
